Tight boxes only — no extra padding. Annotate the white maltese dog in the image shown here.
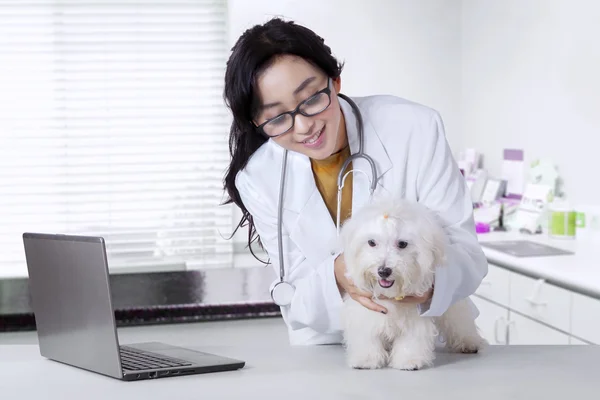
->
[339,197,486,370]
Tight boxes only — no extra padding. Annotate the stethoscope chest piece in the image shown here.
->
[270,280,295,306]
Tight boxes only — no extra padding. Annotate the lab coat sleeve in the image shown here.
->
[235,172,344,335]
[415,111,488,317]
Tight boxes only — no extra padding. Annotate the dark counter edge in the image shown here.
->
[0,267,283,332]
[1,302,282,332]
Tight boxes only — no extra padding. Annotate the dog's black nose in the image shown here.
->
[378,266,392,279]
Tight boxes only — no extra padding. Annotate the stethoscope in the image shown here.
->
[270,94,378,307]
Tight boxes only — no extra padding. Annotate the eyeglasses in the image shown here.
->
[255,78,333,138]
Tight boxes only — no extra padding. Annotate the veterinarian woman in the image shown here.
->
[222,18,488,345]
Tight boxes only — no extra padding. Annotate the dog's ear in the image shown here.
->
[338,208,372,270]
[417,210,448,271]
[428,228,447,269]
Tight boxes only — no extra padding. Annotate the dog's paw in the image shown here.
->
[348,357,386,370]
[389,347,434,371]
[347,352,387,370]
[388,337,435,371]
[350,363,384,370]
[389,359,423,371]
[446,335,487,354]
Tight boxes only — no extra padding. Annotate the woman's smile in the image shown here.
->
[300,125,326,148]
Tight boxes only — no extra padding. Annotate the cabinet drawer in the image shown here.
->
[471,296,510,345]
[508,272,571,332]
[475,263,510,306]
[507,312,570,345]
[571,292,600,344]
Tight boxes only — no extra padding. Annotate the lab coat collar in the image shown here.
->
[338,95,393,212]
[268,94,393,262]
[269,94,393,216]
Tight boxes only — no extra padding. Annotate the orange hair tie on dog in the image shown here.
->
[383,213,389,219]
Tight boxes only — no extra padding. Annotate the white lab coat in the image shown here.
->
[235,94,488,345]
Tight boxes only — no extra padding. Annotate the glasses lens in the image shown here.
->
[300,92,330,115]
[263,113,293,137]
[261,89,331,137]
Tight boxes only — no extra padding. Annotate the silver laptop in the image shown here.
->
[22,232,245,381]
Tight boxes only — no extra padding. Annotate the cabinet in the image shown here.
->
[475,262,510,305]
[571,292,600,344]
[507,313,570,345]
[472,264,600,345]
[473,295,570,345]
[508,272,571,333]
[471,296,508,344]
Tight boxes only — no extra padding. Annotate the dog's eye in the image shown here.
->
[397,241,408,249]
[368,239,376,247]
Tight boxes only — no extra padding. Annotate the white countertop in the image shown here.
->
[1,318,598,399]
[478,231,600,299]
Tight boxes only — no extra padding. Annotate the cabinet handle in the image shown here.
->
[525,297,548,307]
[524,278,548,307]
[480,281,492,287]
[507,320,516,344]
[494,317,507,344]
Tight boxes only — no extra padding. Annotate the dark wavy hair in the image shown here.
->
[222,17,344,261]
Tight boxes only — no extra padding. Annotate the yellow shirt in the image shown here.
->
[310,145,353,226]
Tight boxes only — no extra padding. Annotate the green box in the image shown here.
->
[549,211,576,237]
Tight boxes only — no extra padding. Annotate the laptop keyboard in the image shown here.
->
[119,346,193,371]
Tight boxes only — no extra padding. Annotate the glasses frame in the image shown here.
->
[255,78,333,138]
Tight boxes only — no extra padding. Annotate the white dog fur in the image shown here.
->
[338,197,486,370]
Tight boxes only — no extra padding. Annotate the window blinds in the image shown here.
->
[0,0,233,277]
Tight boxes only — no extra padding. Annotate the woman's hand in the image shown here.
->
[334,254,434,314]
[334,254,388,314]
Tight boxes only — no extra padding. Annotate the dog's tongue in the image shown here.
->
[379,279,394,288]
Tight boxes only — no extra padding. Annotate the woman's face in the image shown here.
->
[253,55,345,160]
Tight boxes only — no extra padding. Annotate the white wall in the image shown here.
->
[461,0,600,205]
[226,0,463,251]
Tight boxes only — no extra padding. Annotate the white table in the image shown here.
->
[1,319,598,399]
